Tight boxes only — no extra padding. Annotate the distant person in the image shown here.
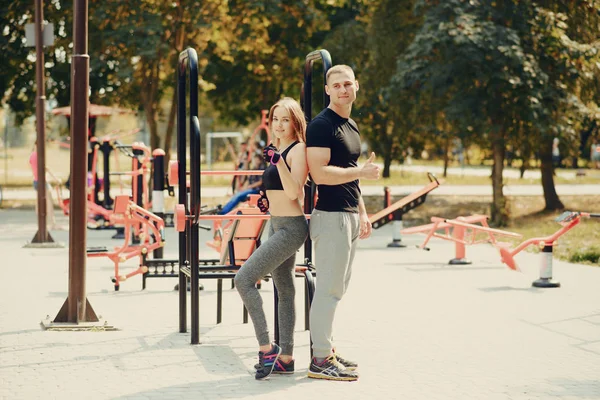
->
[234,97,309,380]
[591,138,600,169]
[219,152,265,215]
[552,137,560,168]
[29,140,58,229]
[452,137,464,167]
[232,140,250,193]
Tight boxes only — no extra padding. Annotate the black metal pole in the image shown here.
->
[190,116,201,345]
[152,149,165,258]
[301,49,332,264]
[177,51,188,335]
[176,48,199,344]
[101,139,113,208]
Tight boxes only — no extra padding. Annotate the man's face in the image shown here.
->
[325,70,359,108]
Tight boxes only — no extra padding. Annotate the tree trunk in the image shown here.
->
[443,136,450,178]
[163,88,178,165]
[380,121,393,178]
[540,140,564,210]
[164,22,186,166]
[383,150,392,178]
[146,109,159,151]
[490,139,508,227]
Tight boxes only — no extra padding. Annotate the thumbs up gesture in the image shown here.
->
[360,152,381,180]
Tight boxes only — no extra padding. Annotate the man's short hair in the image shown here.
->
[326,65,355,84]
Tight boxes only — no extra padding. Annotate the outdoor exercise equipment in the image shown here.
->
[301,48,332,263]
[401,215,522,264]
[498,210,600,288]
[51,103,134,138]
[172,48,318,345]
[55,140,153,235]
[87,195,165,291]
[369,173,441,247]
[249,110,271,158]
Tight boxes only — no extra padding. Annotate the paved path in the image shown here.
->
[3,182,600,205]
[3,163,599,207]
[1,210,599,399]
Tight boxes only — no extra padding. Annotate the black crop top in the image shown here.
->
[262,142,299,191]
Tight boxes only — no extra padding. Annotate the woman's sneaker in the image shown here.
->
[273,358,295,374]
[254,358,295,374]
[307,355,358,381]
[255,343,282,380]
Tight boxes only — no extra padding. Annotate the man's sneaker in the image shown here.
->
[255,343,282,380]
[254,358,295,374]
[307,355,359,381]
[333,352,358,371]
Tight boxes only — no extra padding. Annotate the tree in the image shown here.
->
[201,1,329,127]
[355,0,423,178]
[391,0,599,225]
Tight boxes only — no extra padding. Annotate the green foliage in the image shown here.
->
[202,1,329,125]
[569,248,600,264]
[388,0,600,219]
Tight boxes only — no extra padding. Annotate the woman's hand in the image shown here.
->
[257,190,269,213]
[263,144,281,165]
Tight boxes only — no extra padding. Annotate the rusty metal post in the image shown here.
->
[30,0,54,245]
[49,0,102,326]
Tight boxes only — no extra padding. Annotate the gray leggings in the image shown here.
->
[234,215,308,355]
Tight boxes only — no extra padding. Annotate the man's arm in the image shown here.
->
[357,195,372,239]
[307,148,379,185]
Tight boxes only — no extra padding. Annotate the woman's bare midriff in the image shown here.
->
[266,190,304,216]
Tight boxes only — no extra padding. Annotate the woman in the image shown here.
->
[234,97,309,380]
[29,140,58,229]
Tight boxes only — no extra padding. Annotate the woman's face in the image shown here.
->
[271,106,294,143]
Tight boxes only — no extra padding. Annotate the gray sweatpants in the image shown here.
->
[234,215,308,356]
[309,210,360,358]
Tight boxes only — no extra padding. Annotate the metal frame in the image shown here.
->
[301,49,332,263]
[176,47,199,341]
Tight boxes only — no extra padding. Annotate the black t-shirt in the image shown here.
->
[306,108,361,213]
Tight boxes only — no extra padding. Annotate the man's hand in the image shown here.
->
[359,212,372,239]
[257,190,269,213]
[263,144,281,165]
[360,152,381,180]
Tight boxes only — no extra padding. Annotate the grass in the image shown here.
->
[374,168,600,186]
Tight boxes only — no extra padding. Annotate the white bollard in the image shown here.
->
[532,244,560,288]
[387,219,406,248]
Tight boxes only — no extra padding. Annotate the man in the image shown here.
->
[306,65,381,381]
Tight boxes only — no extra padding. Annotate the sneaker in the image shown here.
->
[333,351,358,371]
[307,355,359,381]
[255,343,282,380]
[254,358,295,374]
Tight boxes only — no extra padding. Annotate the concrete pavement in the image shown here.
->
[1,209,600,399]
[3,182,600,206]
[2,162,600,207]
